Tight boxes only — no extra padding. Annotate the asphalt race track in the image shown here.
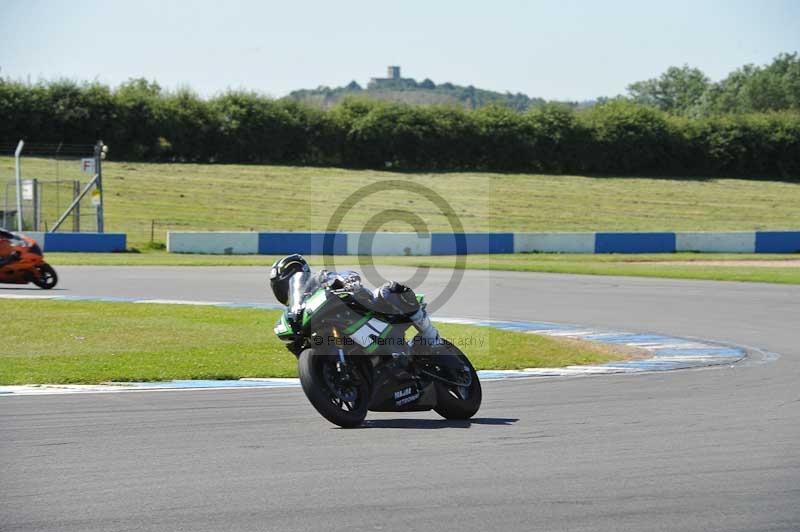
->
[2,266,799,532]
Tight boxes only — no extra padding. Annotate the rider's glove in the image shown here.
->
[386,281,410,293]
[387,282,419,314]
[287,300,304,325]
[286,310,300,329]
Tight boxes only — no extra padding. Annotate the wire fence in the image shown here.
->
[0,143,98,232]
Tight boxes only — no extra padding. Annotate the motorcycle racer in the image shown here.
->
[268,253,482,426]
[0,229,22,267]
[269,254,442,352]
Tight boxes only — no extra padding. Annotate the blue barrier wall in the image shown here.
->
[595,232,676,254]
[431,233,514,255]
[42,233,127,252]
[15,229,800,255]
[755,231,800,253]
[258,232,348,255]
[168,231,800,255]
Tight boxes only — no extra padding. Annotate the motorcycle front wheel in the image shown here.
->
[432,344,482,420]
[298,348,369,428]
[32,263,58,289]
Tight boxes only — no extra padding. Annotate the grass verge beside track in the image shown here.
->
[0,300,628,385]
[45,251,800,284]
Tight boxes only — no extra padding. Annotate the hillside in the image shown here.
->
[288,74,552,111]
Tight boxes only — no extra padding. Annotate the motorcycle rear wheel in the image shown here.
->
[32,263,58,289]
[298,348,369,428]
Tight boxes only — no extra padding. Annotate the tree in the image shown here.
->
[627,65,710,115]
[419,78,436,89]
[703,53,800,114]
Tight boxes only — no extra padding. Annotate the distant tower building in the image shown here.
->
[368,66,407,88]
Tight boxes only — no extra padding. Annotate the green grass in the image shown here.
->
[0,300,627,385]
[44,250,800,284]
[3,157,800,246]
[8,157,798,284]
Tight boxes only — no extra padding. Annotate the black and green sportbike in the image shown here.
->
[273,268,482,428]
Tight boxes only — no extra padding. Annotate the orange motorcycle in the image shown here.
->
[0,229,58,289]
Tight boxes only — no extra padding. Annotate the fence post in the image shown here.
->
[3,181,9,227]
[32,178,40,231]
[14,140,24,231]
[73,180,81,232]
[95,140,105,233]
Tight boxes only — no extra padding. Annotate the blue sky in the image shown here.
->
[1,0,798,101]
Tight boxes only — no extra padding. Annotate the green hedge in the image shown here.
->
[1,79,798,179]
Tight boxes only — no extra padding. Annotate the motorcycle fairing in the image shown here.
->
[367,360,437,412]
